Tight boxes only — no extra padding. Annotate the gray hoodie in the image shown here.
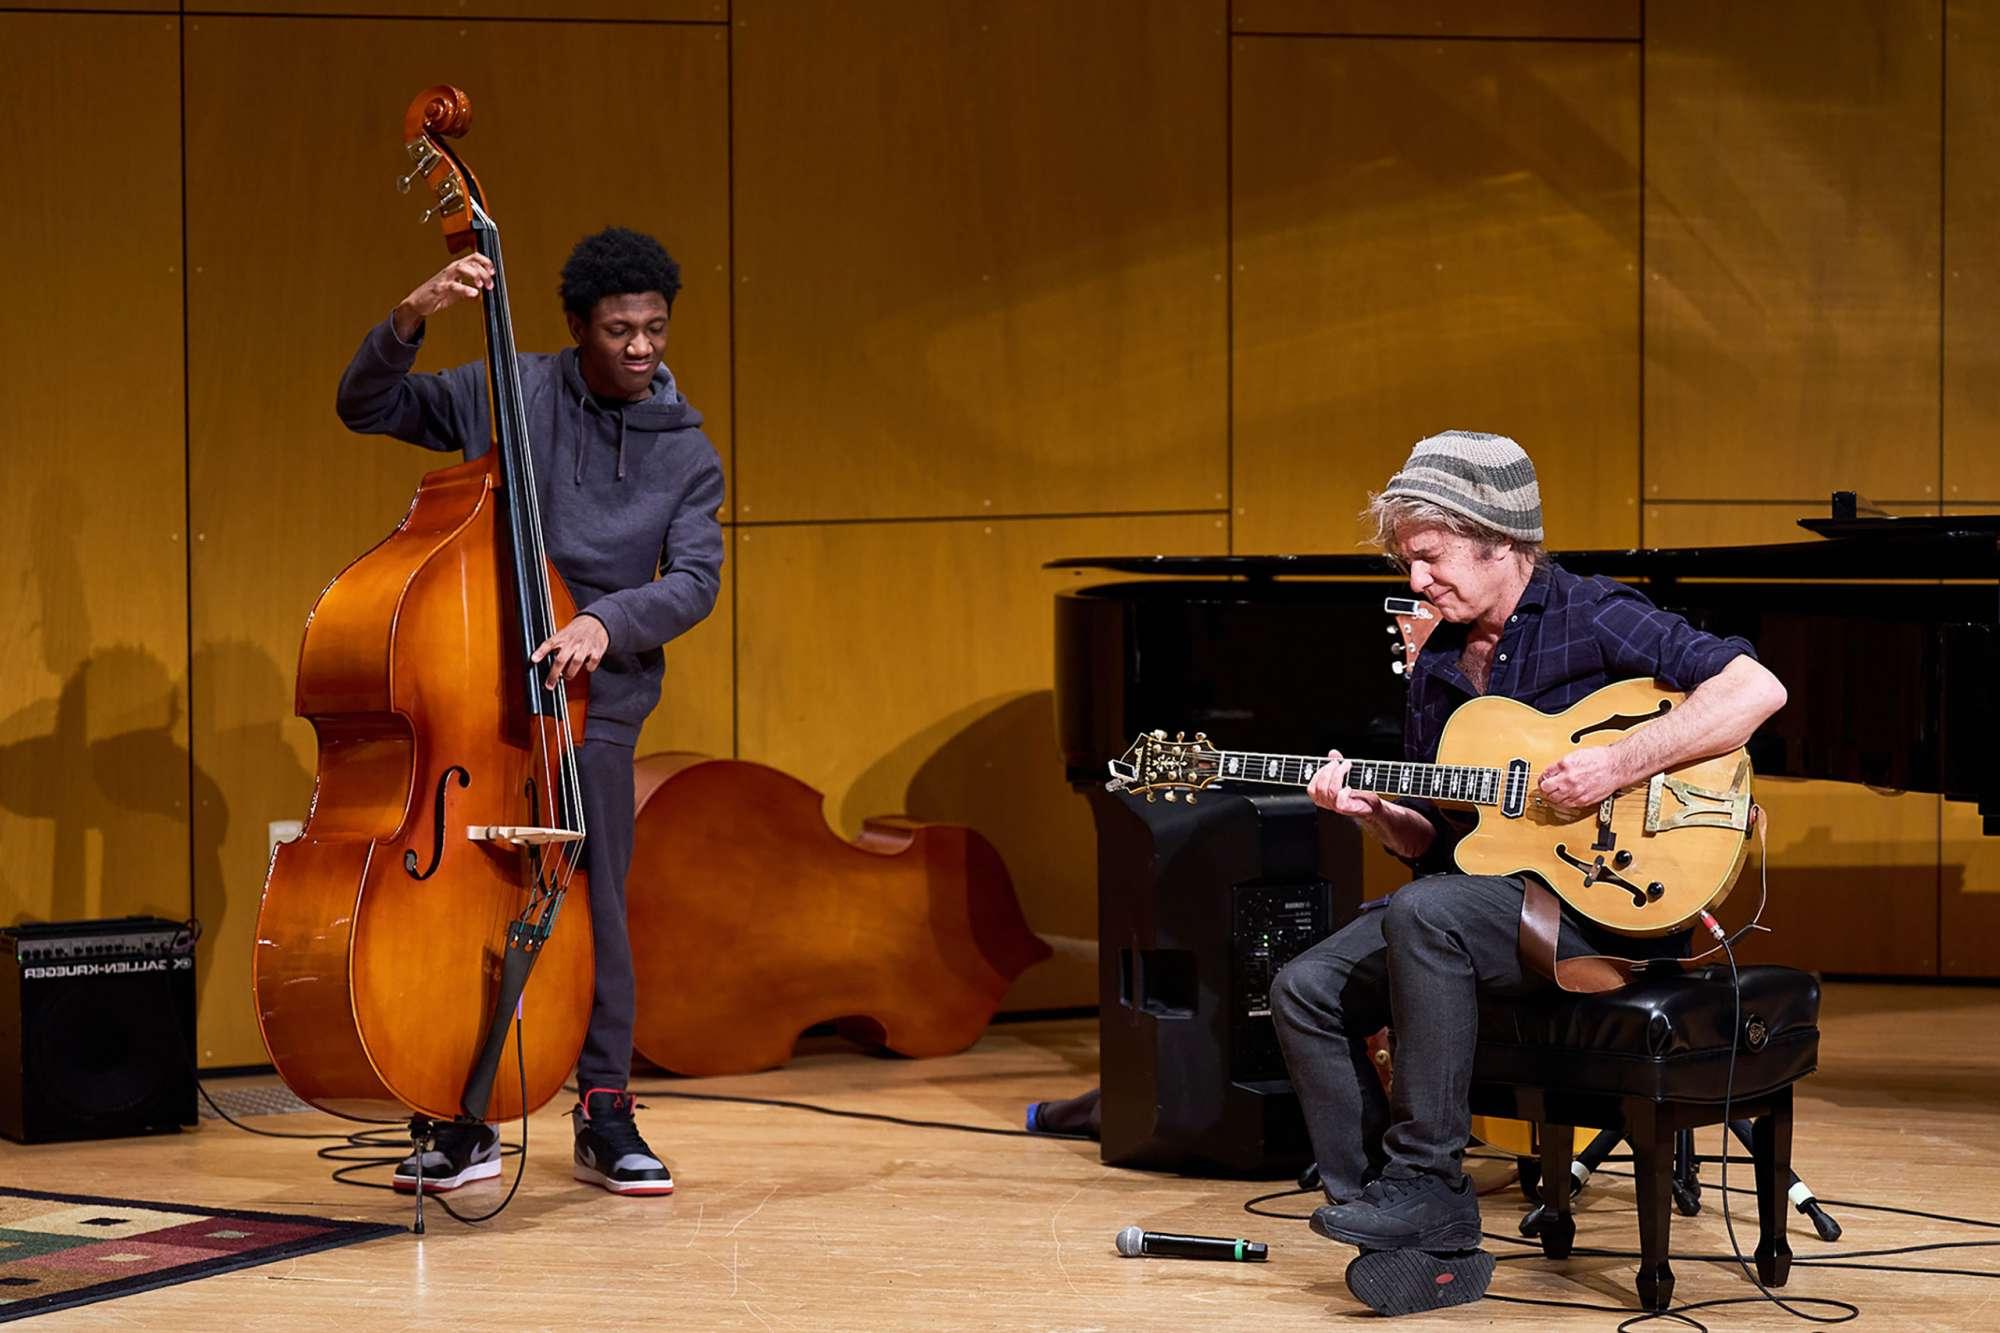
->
[336,316,724,745]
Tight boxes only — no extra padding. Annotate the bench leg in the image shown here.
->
[1752,1087,1795,1287]
[1625,1099,1675,1311]
[1535,1124,1576,1259]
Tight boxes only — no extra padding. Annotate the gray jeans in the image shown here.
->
[573,739,638,1094]
[1269,873,1602,1201]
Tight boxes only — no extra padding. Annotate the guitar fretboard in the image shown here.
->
[1216,752,1511,806]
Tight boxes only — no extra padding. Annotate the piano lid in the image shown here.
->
[1045,513,2000,583]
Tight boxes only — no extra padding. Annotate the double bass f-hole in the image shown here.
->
[405,765,471,880]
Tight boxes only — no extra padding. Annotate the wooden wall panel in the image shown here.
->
[1732,781,1939,976]
[735,514,1228,1011]
[1643,501,1939,549]
[1233,37,1640,556]
[193,2,725,18]
[1945,1,2000,504]
[185,17,730,1065]
[0,15,188,929]
[635,528,737,762]
[1232,1,1639,40]
[1942,798,1999,978]
[1,1,167,10]
[732,0,1227,523]
[1644,0,1941,503]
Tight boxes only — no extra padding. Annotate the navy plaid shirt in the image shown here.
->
[1401,560,1757,878]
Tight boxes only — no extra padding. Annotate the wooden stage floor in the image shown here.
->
[7,981,1999,1329]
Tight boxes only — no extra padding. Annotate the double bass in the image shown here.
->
[254,87,593,1123]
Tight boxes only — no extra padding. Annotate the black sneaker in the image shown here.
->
[572,1088,674,1196]
[393,1121,501,1193]
[1310,1172,1483,1251]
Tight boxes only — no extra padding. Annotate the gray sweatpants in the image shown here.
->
[1269,873,1618,1202]
[573,739,638,1094]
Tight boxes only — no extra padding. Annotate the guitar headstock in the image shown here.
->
[1105,729,1224,803]
[1384,596,1439,678]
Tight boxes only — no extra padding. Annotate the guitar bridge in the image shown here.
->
[1644,758,1752,834]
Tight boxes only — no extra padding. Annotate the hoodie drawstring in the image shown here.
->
[572,388,631,483]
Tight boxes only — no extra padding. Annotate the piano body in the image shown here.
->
[1053,513,2000,978]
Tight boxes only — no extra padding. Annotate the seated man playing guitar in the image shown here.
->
[1271,430,1788,1260]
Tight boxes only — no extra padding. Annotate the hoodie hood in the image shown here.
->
[556,345,703,482]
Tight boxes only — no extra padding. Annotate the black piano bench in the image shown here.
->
[1468,963,1821,1312]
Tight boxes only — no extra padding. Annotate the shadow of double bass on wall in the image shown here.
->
[1,478,208,929]
[842,688,1098,1013]
[0,478,310,1064]
[0,647,208,926]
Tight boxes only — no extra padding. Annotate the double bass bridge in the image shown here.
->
[464,825,584,847]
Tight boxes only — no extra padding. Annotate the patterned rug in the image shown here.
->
[0,1185,401,1322]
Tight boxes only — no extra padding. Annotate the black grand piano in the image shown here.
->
[1054,511,2000,836]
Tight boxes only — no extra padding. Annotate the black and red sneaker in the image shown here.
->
[572,1088,674,1196]
[392,1121,500,1193]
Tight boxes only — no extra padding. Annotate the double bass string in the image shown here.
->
[474,201,587,884]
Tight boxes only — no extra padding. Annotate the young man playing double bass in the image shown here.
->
[336,226,724,1196]
[1269,431,1788,1300]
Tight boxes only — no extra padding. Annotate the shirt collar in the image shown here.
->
[1510,560,1556,616]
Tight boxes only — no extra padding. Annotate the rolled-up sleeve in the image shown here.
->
[1590,584,1757,691]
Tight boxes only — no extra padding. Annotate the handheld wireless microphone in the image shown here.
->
[1115,1226,1268,1262]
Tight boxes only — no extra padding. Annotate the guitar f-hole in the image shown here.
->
[1570,699,1672,743]
[1553,843,1648,908]
[405,765,471,880]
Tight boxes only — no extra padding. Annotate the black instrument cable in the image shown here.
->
[169,918,534,1228]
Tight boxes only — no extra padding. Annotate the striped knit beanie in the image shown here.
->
[1379,430,1544,543]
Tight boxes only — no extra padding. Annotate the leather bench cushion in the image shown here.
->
[1472,964,1820,1104]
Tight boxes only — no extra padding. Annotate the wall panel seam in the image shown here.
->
[178,8,196,935]
[734,510,1230,531]
[176,9,729,26]
[1231,31,1641,45]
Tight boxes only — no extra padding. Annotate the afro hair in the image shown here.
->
[559,226,683,319]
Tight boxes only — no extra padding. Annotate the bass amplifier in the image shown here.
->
[0,916,198,1143]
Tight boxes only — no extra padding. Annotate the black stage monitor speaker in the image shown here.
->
[1091,789,1361,1176]
[0,916,198,1144]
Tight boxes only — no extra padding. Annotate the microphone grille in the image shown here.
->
[1115,1225,1143,1257]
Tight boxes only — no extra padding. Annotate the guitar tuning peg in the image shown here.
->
[1194,731,1207,742]
[1386,623,1398,634]
[1144,791,1157,803]
[1164,790,1178,802]
[1185,793,1197,805]
[1391,662,1406,675]
[1174,731,1186,742]
[1150,729,1166,740]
